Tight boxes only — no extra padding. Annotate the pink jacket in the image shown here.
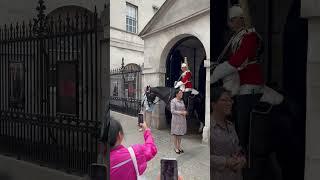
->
[110,128,157,180]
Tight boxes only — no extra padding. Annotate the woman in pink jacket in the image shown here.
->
[109,118,157,179]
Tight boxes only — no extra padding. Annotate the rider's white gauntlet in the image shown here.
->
[211,61,237,84]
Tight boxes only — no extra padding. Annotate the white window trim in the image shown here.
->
[126,2,138,34]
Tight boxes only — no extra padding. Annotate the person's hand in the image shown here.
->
[140,121,148,131]
[226,157,239,169]
[231,158,246,171]
[230,154,246,171]
[239,156,246,168]
[181,111,188,116]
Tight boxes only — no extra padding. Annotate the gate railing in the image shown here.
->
[0,0,101,175]
[110,96,142,117]
[110,59,142,116]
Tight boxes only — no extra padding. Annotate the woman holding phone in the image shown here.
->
[109,118,157,179]
[170,89,188,154]
[211,87,246,180]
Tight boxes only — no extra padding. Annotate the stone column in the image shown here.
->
[304,17,320,180]
[301,1,320,179]
[202,59,211,144]
[99,5,110,177]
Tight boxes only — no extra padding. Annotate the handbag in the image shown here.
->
[128,147,147,180]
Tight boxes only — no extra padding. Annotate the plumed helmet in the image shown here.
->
[181,63,188,68]
[229,5,244,19]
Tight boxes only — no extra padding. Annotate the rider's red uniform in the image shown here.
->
[228,31,264,86]
[181,70,192,89]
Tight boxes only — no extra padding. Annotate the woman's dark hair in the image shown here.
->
[108,118,124,148]
[211,86,229,103]
[174,88,181,97]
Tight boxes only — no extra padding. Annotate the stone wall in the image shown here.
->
[110,0,166,69]
[302,14,320,180]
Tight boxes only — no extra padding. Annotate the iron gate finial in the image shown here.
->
[33,0,47,36]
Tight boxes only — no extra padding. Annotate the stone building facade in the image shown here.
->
[139,0,210,143]
[110,0,166,69]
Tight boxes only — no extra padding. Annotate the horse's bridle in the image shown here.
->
[148,92,161,105]
[145,87,161,106]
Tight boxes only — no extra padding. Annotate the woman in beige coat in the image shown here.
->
[171,89,188,154]
[211,87,246,180]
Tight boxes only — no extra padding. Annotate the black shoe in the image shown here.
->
[179,149,184,153]
[174,148,180,154]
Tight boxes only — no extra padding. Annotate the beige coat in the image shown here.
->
[211,114,243,180]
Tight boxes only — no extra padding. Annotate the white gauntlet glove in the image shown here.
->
[211,61,237,84]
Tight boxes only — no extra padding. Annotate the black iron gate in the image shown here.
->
[0,1,101,174]
[110,59,142,116]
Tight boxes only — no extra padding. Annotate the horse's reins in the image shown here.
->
[150,92,161,105]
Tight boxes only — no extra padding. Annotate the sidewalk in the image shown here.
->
[111,111,210,180]
[0,155,80,180]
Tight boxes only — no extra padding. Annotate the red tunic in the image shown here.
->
[181,71,192,89]
[228,32,264,85]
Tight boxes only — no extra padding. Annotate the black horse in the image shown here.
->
[145,85,205,133]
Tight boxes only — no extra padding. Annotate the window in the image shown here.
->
[152,5,159,13]
[126,3,138,33]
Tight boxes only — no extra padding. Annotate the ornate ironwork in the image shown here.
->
[33,0,48,36]
[0,0,101,175]
[110,60,142,116]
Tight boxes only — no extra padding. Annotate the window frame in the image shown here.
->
[126,2,138,34]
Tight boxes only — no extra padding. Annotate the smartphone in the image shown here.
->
[138,112,144,124]
[89,163,107,180]
[160,158,178,180]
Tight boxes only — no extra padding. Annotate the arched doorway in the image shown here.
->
[164,36,207,132]
[165,36,207,95]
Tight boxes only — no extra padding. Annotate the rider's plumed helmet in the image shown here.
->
[181,63,188,68]
[229,5,244,19]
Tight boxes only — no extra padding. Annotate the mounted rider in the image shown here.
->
[212,5,265,147]
[174,57,195,110]
[211,5,284,179]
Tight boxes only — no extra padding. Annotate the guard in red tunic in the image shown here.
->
[211,5,265,179]
[180,63,193,92]
[212,4,264,142]
[175,61,193,114]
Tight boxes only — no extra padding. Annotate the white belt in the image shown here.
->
[239,84,263,95]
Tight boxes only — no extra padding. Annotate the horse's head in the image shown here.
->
[145,85,157,105]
